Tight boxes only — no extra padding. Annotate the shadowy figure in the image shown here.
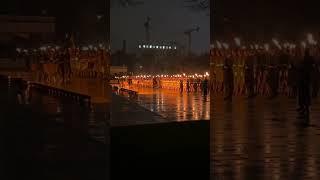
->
[180,79,184,93]
[224,56,234,101]
[203,78,208,96]
[297,49,313,124]
[16,79,28,105]
[311,59,320,98]
[186,79,190,93]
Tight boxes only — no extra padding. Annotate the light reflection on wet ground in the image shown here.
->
[121,85,210,121]
[211,96,320,180]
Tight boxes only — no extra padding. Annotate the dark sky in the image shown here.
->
[212,0,320,42]
[111,0,209,54]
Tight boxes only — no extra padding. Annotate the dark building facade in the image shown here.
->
[2,0,109,44]
[0,15,55,58]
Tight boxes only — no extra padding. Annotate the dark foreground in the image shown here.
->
[211,96,320,180]
[0,78,109,180]
[111,120,209,179]
[0,78,209,179]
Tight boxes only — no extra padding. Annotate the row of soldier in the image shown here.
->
[121,77,209,94]
[210,47,320,100]
[16,46,109,84]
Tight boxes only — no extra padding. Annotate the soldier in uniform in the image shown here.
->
[217,49,224,94]
[203,78,208,95]
[255,49,263,95]
[245,49,255,98]
[233,50,240,95]
[186,79,191,92]
[288,49,298,98]
[298,49,313,120]
[180,79,184,93]
[224,51,234,100]
[311,48,320,98]
[268,49,280,98]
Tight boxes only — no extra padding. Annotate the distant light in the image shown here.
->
[234,37,241,46]
[143,45,146,48]
[156,46,159,49]
[174,46,177,49]
[97,15,103,20]
[139,45,142,48]
[169,46,172,49]
[16,48,21,52]
[307,33,314,44]
[222,43,229,49]
[216,41,222,49]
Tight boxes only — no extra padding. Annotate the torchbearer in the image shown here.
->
[223,50,234,100]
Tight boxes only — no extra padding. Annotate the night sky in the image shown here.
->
[111,0,209,54]
[212,0,320,42]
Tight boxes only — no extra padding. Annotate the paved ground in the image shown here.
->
[110,88,209,179]
[111,120,209,179]
[36,78,111,104]
[118,85,210,121]
[0,81,109,180]
[0,78,209,179]
[110,93,169,126]
[211,96,320,180]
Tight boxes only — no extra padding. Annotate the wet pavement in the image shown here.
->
[0,77,109,179]
[211,96,320,180]
[0,76,209,179]
[118,85,210,121]
[110,93,169,126]
[111,120,209,179]
[35,78,111,104]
